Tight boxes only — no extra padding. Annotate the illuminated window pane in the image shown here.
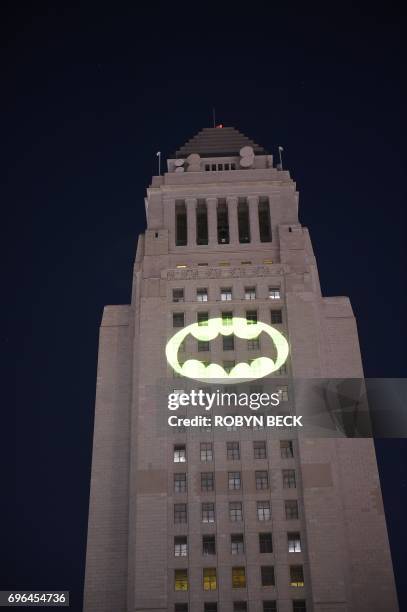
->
[202,502,215,523]
[288,532,301,553]
[174,536,187,557]
[257,501,271,521]
[268,287,280,300]
[228,471,242,490]
[222,311,233,326]
[229,502,243,522]
[221,287,233,301]
[231,533,244,555]
[245,286,256,300]
[203,567,217,591]
[197,288,208,302]
[232,566,246,588]
[173,444,186,463]
[174,569,188,591]
[200,442,213,462]
[290,565,304,587]
[281,440,294,458]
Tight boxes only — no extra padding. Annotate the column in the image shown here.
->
[206,197,218,246]
[227,196,239,246]
[185,197,197,247]
[248,195,260,244]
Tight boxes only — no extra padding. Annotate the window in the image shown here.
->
[222,311,233,326]
[174,569,188,591]
[290,566,304,587]
[202,502,215,523]
[228,471,242,490]
[221,287,232,301]
[245,286,256,300]
[268,287,280,300]
[271,309,282,324]
[203,567,217,591]
[223,360,235,374]
[288,532,301,553]
[277,363,287,375]
[259,532,273,553]
[174,604,188,612]
[283,470,296,489]
[175,201,187,246]
[201,472,214,492]
[200,442,213,462]
[232,567,246,588]
[174,444,186,463]
[202,534,216,555]
[247,337,260,351]
[259,197,272,242]
[233,603,247,612]
[173,312,185,328]
[231,533,244,555]
[254,441,267,459]
[204,604,218,612]
[246,310,257,325]
[198,312,209,326]
[229,502,243,522]
[173,288,184,302]
[174,536,187,557]
[257,501,271,521]
[197,288,208,302]
[226,414,238,431]
[196,201,208,245]
[198,340,210,352]
[285,500,299,520]
[256,470,269,490]
[174,473,187,493]
[279,385,289,402]
[263,601,277,612]
[174,503,187,524]
[280,440,294,458]
[223,335,235,350]
[261,566,275,586]
[217,200,229,244]
[227,441,240,460]
[292,601,306,612]
[238,198,250,243]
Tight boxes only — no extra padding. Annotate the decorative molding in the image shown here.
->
[166,265,284,281]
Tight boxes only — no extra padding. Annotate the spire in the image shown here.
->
[173,126,268,158]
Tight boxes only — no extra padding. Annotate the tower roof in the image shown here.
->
[173,126,268,158]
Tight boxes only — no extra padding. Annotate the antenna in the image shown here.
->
[156,151,161,176]
[278,145,284,170]
[212,107,216,128]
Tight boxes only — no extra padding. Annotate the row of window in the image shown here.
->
[174,564,304,590]
[174,531,301,556]
[174,499,299,523]
[172,287,281,302]
[204,162,236,172]
[174,601,306,612]
[175,259,274,269]
[173,469,296,493]
[173,310,283,327]
[175,197,272,246]
[174,441,294,463]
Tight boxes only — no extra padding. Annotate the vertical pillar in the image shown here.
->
[248,195,260,244]
[227,196,239,246]
[206,197,218,246]
[186,197,197,247]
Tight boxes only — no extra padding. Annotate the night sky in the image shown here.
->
[4,3,406,611]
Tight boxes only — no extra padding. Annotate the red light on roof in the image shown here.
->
[216,123,223,128]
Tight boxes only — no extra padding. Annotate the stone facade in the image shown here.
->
[83,128,398,612]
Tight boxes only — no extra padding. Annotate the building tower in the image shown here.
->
[83,127,398,612]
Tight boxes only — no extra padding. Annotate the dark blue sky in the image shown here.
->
[4,3,406,611]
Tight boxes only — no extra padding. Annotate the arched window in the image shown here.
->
[217,199,229,244]
[238,198,250,243]
[258,197,272,242]
[196,200,208,245]
[175,200,187,246]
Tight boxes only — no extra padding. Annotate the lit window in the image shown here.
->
[219,261,230,266]
[245,286,256,300]
[227,441,240,460]
[261,566,275,586]
[292,601,306,612]
[173,312,185,327]
[290,565,304,587]
[280,440,294,458]
[271,309,282,324]
[222,311,233,326]
[174,503,187,524]
[257,501,271,521]
[228,471,242,490]
[283,469,296,489]
[198,312,209,326]
[263,602,277,612]
[288,532,301,553]
[229,502,243,522]
[233,602,247,612]
[285,500,299,520]
[263,259,273,264]
[232,567,246,588]
[202,502,215,523]
[174,473,187,493]
[247,338,260,351]
[198,340,210,352]
[268,287,280,300]
[246,310,257,325]
[221,287,233,301]
[174,569,188,591]
[174,444,186,463]
[254,441,267,459]
[255,470,269,490]
[203,567,217,591]
[259,532,273,553]
[202,534,216,555]
[173,288,184,302]
[174,536,187,557]
[197,288,208,302]
[231,533,244,555]
[223,335,235,351]
[201,472,214,492]
[200,442,213,462]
